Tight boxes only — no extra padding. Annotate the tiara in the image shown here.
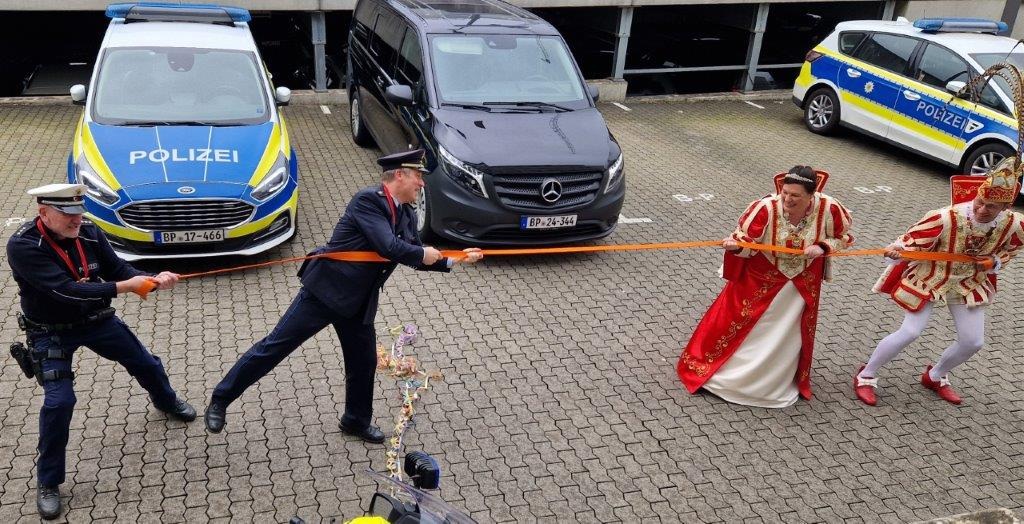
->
[784,173,815,183]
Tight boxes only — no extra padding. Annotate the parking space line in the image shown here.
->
[320,105,332,115]
[619,214,652,224]
[613,102,632,112]
[744,101,765,109]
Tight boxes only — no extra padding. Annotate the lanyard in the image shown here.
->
[36,218,90,282]
[381,184,398,226]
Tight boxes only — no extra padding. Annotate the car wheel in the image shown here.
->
[350,91,374,148]
[415,187,433,242]
[804,87,840,135]
[962,142,1014,176]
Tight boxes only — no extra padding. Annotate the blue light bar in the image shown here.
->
[914,18,1008,35]
[105,3,251,23]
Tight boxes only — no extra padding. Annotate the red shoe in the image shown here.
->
[921,365,962,405]
[854,365,878,406]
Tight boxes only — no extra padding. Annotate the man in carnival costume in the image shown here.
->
[855,62,1024,406]
[854,158,1023,406]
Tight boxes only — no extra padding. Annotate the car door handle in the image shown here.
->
[846,68,861,78]
[903,90,921,101]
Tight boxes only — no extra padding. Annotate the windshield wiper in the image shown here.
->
[441,102,492,112]
[483,101,571,112]
[126,120,236,127]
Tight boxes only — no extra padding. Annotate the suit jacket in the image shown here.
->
[299,186,449,324]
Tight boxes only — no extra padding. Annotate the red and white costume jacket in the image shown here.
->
[874,202,1024,311]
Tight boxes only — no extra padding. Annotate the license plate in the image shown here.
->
[520,215,577,230]
[154,229,225,244]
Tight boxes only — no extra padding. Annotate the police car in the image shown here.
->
[67,3,298,260]
[793,17,1022,191]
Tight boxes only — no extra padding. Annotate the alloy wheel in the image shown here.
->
[807,95,834,129]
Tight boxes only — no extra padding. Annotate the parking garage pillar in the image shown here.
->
[882,0,895,21]
[612,7,634,80]
[741,3,769,93]
[1002,0,1019,34]
[311,11,328,92]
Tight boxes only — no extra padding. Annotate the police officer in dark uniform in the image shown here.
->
[204,149,482,441]
[6,183,197,520]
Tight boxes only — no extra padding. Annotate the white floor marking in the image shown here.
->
[613,102,631,112]
[744,101,765,109]
[320,105,332,115]
[619,214,652,224]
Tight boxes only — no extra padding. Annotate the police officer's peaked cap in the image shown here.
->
[377,149,428,173]
[28,183,88,214]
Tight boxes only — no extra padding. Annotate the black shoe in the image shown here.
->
[339,421,386,443]
[159,397,197,422]
[205,401,227,433]
[37,485,61,520]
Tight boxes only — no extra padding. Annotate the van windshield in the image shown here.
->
[429,35,587,108]
[92,47,270,125]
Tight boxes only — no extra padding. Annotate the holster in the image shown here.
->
[13,313,76,385]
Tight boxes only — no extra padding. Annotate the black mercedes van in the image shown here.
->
[347,0,625,244]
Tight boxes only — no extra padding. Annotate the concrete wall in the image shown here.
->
[0,0,899,11]
[898,0,1024,38]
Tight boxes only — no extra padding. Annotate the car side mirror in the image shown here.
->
[946,80,967,97]
[70,84,87,105]
[385,84,414,106]
[587,83,600,102]
[275,86,291,106]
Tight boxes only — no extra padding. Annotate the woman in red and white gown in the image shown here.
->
[677,166,854,407]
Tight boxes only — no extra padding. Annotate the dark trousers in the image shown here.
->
[30,316,178,487]
[211,287,377,429]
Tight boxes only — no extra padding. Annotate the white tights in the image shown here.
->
[860,301,985,380]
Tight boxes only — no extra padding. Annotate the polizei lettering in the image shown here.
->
[914,101,984,134]
[129,149,240,164]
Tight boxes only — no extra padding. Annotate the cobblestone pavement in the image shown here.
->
[0,99,1022,523]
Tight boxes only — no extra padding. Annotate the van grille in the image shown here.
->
[118,200,254,231]
[491,171,604,211]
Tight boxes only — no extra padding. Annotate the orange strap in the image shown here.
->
[130,241,985,299]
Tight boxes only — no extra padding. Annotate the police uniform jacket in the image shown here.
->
[299,187,449,324]
[7,220,151,324]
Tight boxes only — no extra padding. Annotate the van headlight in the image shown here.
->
[604,153,623,194]
[438,145,487,198]
[76,155,120,206]
[252,155,289,201]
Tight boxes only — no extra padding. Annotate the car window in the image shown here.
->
[92,47,269,125]
[970,52,1022,115]
[838,32,866,56]
[369,10,403,77]
[398,27,423,86]
[352,1,375,48]
[915,43,969,90]
[852,33,918,75]
[429,35,587,107]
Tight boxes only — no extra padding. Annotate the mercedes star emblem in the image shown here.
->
[540,178,562,203]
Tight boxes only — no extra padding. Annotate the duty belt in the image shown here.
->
[17,307,115,332]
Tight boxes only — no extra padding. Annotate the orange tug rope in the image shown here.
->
[130,241,984,299]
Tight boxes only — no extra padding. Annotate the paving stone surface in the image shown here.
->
[0,99,1021,523]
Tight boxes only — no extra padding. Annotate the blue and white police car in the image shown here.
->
[68,3,298,260]
[793,17,1022,191]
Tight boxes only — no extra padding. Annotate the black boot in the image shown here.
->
[159,397,197,422]
[205,401,228,433]
[37,485,61,520]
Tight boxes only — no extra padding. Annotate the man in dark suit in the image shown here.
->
[204,149,482,441]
